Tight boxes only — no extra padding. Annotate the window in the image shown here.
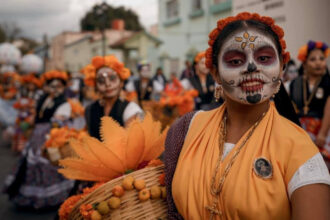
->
[214,0,227,3]
[192,0,202,11]
[166,0,178,19]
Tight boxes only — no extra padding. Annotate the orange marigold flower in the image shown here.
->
[236,12,251,20]
[315,41,323,48]
[283,52,291,64]
[58,195,82,220]
[260,16,274,26]
[147,159,164,167]
[271,24,284,39]
[280,39,287,50]
[209,28,219,40]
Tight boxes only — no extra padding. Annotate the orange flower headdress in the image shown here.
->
[83,55,130,87]
[1,72,21,82]
[21,73,42,88]
[41,70,68,84]
[297,41,329,62]
[205,12,290,70]
[194,51,206,63]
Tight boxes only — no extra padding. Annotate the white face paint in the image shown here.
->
[218,28,281,105]
[197,57,209,75]
[96,67,121,98]
[140,65,152,78]
[48,79,65,97]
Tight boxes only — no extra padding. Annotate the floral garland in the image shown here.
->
[297,41,329,62]
[205,12,290,70]
[41,70,68,83]
[194,51,206,63]
[67,99,85,118]
[83,55,130,87]
[21,73,42,88]
[45,127,88,148]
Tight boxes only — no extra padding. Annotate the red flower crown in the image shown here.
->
[83,55,131,87]
[205,12,290,69]
[41,70,68,84]
[194,51,206,63]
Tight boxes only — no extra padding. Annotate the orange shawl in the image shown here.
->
[172,102,318,220]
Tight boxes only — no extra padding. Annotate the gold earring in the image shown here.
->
[214,85,222,102]
[272,81,281,98]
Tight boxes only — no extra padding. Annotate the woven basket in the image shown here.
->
[69,165,167,220]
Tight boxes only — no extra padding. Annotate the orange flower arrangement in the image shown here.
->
[21,73,42,88]
[194,51,206,63]
[83,55,130,87]
[67,99,85,117]
[205,12,290,70]
[13,98,35,110]
[58,113,168,182]
[41,70,68,84]
[160,88,198,116]
[45,127,88,148]
[59,182,104,220]
[297,41,329,62]
[2,72,21,82]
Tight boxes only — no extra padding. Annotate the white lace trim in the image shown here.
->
[288,153,330,198]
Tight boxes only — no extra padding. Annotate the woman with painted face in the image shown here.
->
[164,13,330,220]
[84,55,143,140]
[282,59,298,92]
[3,70,75,210]
[181,52,216,110]
[290,41,330,168]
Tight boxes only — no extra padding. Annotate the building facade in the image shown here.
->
[158,0,232,77]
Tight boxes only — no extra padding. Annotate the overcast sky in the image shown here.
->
[0,0,158,41]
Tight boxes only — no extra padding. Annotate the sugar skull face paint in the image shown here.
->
[96,67,121,98]
[48,79,65,97]
[218,28,281,105]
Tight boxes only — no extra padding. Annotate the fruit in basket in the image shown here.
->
[138,188,150,201]
[91,210,102,220]
[122,176,135,190]
[134,179,146,191]
[112,185,125,197]
[150,186,162,199]
[161,186,167,199]
[97,201,110,215]
[108,197,121,209]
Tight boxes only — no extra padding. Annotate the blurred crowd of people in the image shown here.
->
[0,37,328,216]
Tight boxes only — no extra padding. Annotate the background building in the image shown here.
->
[158,0,232,77]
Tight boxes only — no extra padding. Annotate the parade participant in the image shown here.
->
[20,73,43,100]
[84,55,143,140]
[290,41,330,167]
[282,59,298,92]
[181,51,216,110]
[152,67,167,89]
[3,70,75,210]
[125,61,164,102]
[180,60,194,80]
[164,12,330,220]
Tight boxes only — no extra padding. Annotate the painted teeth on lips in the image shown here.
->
[240,78,264,92]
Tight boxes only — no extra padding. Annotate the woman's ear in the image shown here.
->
[211,67,222,84]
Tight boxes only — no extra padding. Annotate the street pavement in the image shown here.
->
[0,128,57,220]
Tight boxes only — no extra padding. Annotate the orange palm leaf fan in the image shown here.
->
[58,112,168,182]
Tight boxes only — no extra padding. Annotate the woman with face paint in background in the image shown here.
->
[84,55,143,140]
[164,12,330,220]
[181,52,217,110]
[290,41,330,168]
[3,70,75,210]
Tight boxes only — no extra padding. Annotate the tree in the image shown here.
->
[1,22,21,42]
[80,3,143,31]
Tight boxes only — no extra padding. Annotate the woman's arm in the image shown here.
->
[316,97,330,148]
[291,184,330,220]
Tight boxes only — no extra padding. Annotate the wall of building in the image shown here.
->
[158,0,232,77]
